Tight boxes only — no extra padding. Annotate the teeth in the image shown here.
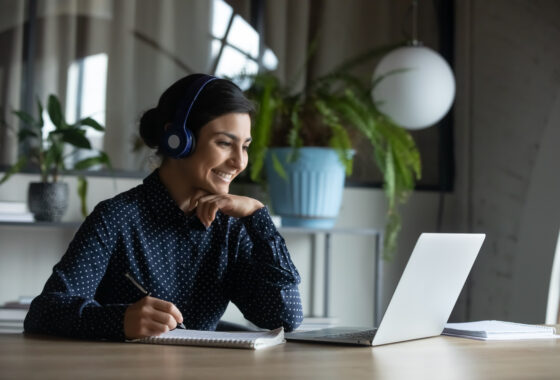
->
[213,170,233,181]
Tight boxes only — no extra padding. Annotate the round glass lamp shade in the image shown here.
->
[371,46,455,130]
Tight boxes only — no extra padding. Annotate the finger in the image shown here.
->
[187,199,198,212]
[189,190,213,211]
[150,298,184,324]
[196,201,210,227]
[206,201,221,225]
[144,320,171,336]
[199,195,229,222]
[197,194,221,203]
[197,198,218,227]
[150,309,178,329]
[211,196,243,217]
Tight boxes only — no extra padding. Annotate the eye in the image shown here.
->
[242,145,250,151]
[217,141,232,147]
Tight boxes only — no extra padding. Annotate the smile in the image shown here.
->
[212,169,234,182]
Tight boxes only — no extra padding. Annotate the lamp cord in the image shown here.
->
[412,0,419,45]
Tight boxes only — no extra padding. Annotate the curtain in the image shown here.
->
[0,0,214,171]
[0,0,26,165]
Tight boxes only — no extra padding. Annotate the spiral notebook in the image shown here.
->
[128,327,285,350]
[442,321,558,340]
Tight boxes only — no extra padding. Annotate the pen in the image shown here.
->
[124,272,186,330]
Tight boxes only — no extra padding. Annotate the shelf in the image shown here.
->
[279,226,381,236]
[0,221,81,228]
[0,221,381,235]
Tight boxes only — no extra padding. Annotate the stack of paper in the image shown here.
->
[0,298,30,333]
[0,201,34,222]
[443,320,558,340]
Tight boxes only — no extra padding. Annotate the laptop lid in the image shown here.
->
[371,233,485,346]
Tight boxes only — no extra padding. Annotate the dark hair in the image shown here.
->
[139,74,254,154]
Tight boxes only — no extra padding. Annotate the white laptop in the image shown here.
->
[285,233,486,346]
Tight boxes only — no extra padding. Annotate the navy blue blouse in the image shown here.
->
[24,170,303,340]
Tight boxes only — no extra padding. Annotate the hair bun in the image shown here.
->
[139,107,164,149]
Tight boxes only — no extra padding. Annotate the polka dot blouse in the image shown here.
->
[24,170,303,340]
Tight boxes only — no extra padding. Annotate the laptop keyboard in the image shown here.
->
[324,329,378,341]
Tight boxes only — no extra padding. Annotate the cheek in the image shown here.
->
[191,144,217,165]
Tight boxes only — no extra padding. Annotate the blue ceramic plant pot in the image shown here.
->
[265,147,347,228]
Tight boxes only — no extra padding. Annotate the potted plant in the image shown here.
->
[241,58,421,259]
[0,94,111,221]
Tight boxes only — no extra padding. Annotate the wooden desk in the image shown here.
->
[1,331,559,380]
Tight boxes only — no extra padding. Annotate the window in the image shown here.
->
[210,0,277,89]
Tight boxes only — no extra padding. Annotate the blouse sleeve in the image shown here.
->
[226,207,304,331]
[23,202,128,340]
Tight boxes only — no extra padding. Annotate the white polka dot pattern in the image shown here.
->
[24,170,303,340]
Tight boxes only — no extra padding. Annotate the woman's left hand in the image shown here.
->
[194,194,264,228]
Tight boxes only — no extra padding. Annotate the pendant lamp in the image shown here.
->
[371,0,455,130]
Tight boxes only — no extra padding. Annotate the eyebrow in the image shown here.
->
[215,132,252,143]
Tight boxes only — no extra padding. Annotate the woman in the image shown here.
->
[24,74,303,340]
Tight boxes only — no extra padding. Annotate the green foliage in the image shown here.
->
[241,46,421,259]
[0,94,112,218]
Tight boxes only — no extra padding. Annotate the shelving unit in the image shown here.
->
[0,221,384,326]
[0,221,81,228]
[279,226,383,326]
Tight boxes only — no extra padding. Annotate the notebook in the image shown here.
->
[442,320,558,340]
[285,233,486,346]
[128,327,285,350]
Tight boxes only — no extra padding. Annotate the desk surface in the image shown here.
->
[1,331,560,380]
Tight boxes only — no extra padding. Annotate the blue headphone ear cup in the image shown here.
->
[182,128,196,157]
[160,74,216,158]
[161,124,196,158]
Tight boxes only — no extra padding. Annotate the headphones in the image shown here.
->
[160,74,218,158]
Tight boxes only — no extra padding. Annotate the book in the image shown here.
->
[0,212,34,222]
[0,308,28,321]
[0,201,34,222]
[129,327,285,350]
[0,201,27,213]
[442,320,558,340]
[0,307,28,334]
[1,296,33,309]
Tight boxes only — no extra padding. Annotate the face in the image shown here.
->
[180,113,251,195]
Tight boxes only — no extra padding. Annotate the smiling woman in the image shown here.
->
[23,74,304,340]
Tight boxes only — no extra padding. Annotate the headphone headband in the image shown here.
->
[161,74,218,158]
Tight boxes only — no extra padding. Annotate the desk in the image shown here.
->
[1,331,559,379]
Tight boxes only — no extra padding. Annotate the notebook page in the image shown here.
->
[160,329,279,341]
[130,327,285,349]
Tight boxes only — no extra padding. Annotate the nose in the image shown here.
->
[228,146,246,170]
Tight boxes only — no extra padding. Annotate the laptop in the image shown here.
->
[285,233,486,346]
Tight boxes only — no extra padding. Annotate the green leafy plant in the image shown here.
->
[0,94,111,217]
[241,49,421,259]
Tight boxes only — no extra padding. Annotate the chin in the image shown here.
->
[210,184,230,195]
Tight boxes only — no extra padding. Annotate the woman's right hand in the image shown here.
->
[123,296,184,339]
